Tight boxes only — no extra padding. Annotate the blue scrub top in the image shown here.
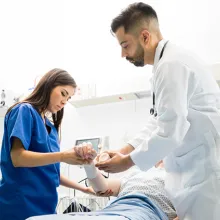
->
[0,103,60,220]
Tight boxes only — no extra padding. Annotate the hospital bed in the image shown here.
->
[57,195,109,213]
[26,193,168,220]
[26,196,127,220]
[27,197,126,220]
[27,215,127,220]
[27,195,126,219]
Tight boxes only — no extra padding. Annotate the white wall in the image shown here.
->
[61,98,151,151]
[0,0,220,95]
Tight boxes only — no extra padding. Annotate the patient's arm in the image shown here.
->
[75,143,122,197]
[84,161,121,197]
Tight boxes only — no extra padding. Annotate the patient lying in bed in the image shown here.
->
[83,159,177,220]
[72,144,176,220]
[27,146,177,220]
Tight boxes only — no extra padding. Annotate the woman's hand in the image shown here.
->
[74,142,97,160]
[61,148,92,165]
[95,189,113,197]
[173,217,179,220]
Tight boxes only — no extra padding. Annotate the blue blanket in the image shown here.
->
[71,193,168,220]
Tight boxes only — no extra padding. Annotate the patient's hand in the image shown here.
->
[173,217,179,220]
[74,142,97,160]
[96,189,113,197]
[96,150,117,162]
[95,152,110,163]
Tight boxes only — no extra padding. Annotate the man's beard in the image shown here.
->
[126,46,145,67]
[133,60,145,67]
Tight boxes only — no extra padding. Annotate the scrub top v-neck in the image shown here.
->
[0,103,60,220]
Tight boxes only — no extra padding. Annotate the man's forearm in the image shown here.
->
[119,144,134,155]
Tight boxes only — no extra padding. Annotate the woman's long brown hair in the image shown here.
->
[7,68,77,133]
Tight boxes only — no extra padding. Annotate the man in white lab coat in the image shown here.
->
[95,2,220,220]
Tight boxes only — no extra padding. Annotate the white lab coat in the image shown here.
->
[129,40,220,220]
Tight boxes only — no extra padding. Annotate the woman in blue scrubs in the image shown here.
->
[0,69,93,220]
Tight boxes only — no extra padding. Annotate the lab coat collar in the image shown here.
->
[152,39,168,73]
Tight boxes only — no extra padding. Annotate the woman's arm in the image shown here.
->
[60,174,95,195]
[10,137,88,167]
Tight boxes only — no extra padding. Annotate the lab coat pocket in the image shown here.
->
[175,144,207,188]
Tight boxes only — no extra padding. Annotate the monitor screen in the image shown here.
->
[75,138,100,152]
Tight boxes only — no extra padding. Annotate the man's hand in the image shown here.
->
[95,152,134,173]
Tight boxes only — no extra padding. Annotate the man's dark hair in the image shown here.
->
[111,2,158,35]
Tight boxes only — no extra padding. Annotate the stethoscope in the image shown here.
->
[150,41,169,117]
